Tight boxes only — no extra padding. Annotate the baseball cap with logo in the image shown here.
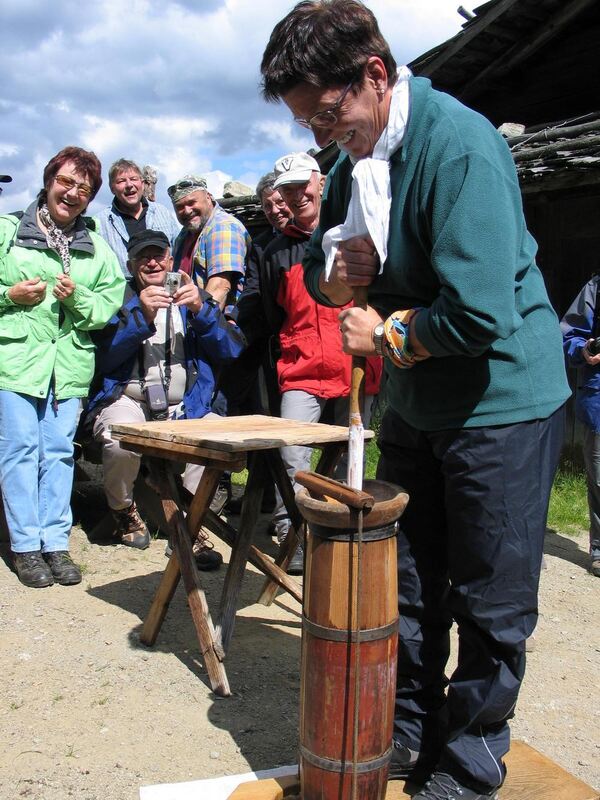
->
[273,153,320,189]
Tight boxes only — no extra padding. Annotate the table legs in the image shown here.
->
[256,442,345,606]
[139,460,231,696]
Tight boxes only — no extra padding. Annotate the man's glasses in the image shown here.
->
[132,252,170,266]
[293,83,354,130]
[55,174,93,198]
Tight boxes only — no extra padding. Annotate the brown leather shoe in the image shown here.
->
[192,537,223,571]
[43,551,82,585]
[13,551,54,588]
[111,503,150,550]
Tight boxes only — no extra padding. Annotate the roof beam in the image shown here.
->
[417,0,523,77]
[459,0,598,102]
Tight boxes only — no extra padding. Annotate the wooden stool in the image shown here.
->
[111,415,373,697]
[226,741,599,799]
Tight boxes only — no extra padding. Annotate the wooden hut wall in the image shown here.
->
[523,183,600,460]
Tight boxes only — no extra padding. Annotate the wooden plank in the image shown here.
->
[256,449,304,606]
[111,414,373,453]
[225,741,600,800]
[187,467,222,540]
[140,459,230,696]
[227,771,299,800]
[215,451,267,653]
[114,434,246,468]
[166,480,230,697]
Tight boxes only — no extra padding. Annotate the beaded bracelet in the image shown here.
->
[383,309,421,369]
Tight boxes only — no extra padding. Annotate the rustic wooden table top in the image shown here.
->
[111,414,374,454]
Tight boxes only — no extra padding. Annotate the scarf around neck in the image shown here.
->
[322,66,412,279]
[38,202,76,275]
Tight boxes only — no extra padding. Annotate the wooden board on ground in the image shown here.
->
[226,741,600,800]
[111,414,374,454]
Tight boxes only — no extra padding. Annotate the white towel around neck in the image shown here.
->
[322,66,412,279]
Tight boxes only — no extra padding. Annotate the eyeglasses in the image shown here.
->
[54,174,93,198]
[293,83,354,130]
[131,252,170,266]
[167,179,207,199]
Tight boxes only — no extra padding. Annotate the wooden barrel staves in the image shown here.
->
[296,479,409,800]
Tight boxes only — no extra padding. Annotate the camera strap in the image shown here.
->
[138,303,173,401]
[593,280,600,339]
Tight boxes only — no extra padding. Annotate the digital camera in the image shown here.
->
[164,271,182,296]
[589,337,600,356]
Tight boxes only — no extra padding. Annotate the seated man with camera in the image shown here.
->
[80,229,246,566]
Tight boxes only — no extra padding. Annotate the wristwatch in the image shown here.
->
[372,321,387,357]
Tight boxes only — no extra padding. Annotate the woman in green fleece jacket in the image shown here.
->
[0,147,125,589]
[261,3,570,799]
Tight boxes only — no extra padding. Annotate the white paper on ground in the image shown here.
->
[140,765,297,800]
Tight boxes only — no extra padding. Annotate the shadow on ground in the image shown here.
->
[87,560,303,772]
[545,528,589,570]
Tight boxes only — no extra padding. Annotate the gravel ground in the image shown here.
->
[0,482,598,800]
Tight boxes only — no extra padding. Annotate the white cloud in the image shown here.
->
[0,0,464,214]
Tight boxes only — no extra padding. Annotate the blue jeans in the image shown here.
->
[377,405,565,790]
[0,390,79,553]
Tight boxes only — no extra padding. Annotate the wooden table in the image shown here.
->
[111,415,374,697]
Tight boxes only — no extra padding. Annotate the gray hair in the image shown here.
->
[255,172,277,202]
[108,158,142,187]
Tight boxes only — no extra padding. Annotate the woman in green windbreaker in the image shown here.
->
[0,146,125,588]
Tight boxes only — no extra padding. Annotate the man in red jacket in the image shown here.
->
[236,152,381,573]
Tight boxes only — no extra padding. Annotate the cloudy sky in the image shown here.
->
[0,0,466,215]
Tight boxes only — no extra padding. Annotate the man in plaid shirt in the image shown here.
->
[168,175,250,314]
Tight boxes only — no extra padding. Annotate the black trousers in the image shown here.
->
[377,405,564,789]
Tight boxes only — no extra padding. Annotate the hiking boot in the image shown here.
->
[111,503,150,550]
[165,537,223,571]
[591,558,600,577]
[43,551,82,586]
[192,538,223,571]
[13,551,54,588]
[413,771,501,800]
[388,740,434,783]
[287,543,304,575]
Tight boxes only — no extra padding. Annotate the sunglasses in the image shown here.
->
[167,179,207,199]
[293,82,354,130]
[131,252,170,266]
[54,173,93,198]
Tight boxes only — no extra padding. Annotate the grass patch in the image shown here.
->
[232,422,588,538]
[547,462,588,537]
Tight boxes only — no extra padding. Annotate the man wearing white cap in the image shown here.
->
[235,152,382,573]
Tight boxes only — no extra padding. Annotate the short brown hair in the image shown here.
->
[261,0,397,101]
[43,146,102,200]
[108,158,142,188]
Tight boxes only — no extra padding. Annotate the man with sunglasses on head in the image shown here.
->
[96,159,180,277]
[79,229,246,568]
[168,175,250,314]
